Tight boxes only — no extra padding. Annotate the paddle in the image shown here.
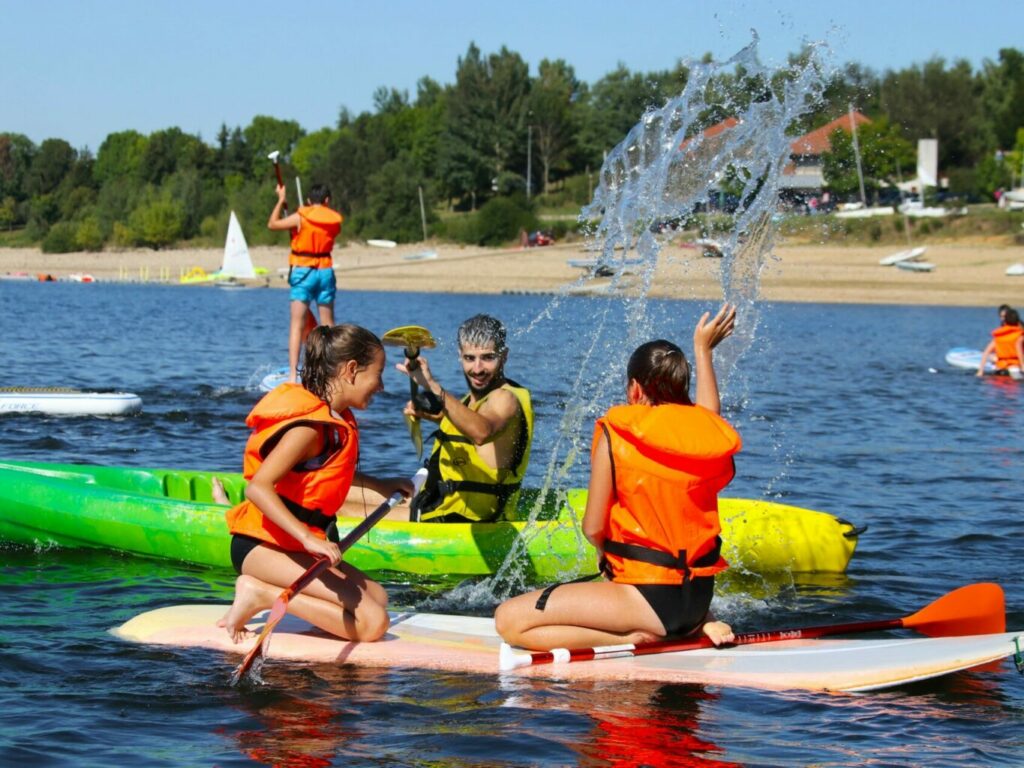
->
[231,467,428,685]
[499,583,1006,670]
[267,150,288,215]
[382,325,437,460]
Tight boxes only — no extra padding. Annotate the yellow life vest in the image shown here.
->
[412,380,533,522]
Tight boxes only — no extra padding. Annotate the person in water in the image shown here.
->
[268,183,343,384]
[978,306,1024,377]
[494,304,740,651]
[220,324,413,643]
[396,314,533,523]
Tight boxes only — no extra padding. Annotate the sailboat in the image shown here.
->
[215,211,257,288]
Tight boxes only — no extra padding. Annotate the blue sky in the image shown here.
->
[4,0,1023,152]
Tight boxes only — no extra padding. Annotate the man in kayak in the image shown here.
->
[396,314,533,522]
[495,305,738,651]
[978,306,1024,377]
[268,183,343,383]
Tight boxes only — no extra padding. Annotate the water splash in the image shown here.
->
[444,37,830,607]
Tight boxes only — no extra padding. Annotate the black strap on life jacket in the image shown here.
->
[281,496,334,533]
[602,537,722,580]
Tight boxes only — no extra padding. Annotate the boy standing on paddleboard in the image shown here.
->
[268,183,343,383]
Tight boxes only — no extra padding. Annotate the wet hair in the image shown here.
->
[301,324,382,401]
[308,183,331,205]
[627,340,692,405]
[1004,308,1021,326]
[457,314,507,354]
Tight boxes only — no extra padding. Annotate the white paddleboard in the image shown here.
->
[1007,263,1024,277]
[0,388,142,416]
[879,246,926,266]
[895,260,935,272]
[112,604,1023,693]
[946,347,995,373]
[260,367,290,392]
[367,239,397,248]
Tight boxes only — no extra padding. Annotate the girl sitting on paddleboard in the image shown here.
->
[495,305,740,650]
[220,324,413,644]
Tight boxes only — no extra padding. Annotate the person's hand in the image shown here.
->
[275,183,287,203]
[403,399,443,423]
[694,303,736,354]
[396,354,436,391]
[301,532,341,566]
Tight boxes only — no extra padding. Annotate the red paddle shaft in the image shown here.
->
[268,150,288,214]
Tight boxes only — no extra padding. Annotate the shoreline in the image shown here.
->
[1,240,1022,307]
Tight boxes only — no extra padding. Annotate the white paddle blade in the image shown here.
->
[267,150,280,163]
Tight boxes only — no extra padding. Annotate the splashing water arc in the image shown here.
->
[440,38,829,607]
[584,36,827,366]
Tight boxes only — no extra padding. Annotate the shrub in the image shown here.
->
[74,217,105,251]
[41,222,78,253]
[476,195,537,246]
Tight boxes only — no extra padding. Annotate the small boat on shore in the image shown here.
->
[0,461,862,579]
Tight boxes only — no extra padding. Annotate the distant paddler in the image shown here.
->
[977,306,1023,378]
[267,150,343,384]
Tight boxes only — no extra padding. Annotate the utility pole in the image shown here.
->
[418,185,428,242]
[526,124,532,199]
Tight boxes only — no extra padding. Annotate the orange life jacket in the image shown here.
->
[289,205,343,268]
[595,402,742,585]
[225,383,359,551]
[992,324,1024,370]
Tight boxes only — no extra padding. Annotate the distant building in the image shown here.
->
[676,111,872,209]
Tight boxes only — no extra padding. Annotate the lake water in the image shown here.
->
[1,280,1023,766]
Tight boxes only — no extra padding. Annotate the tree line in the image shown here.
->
[2,44,1023,252]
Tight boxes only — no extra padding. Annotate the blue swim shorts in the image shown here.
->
[289,266,336,305]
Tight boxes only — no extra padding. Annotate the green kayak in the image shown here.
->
[0,460,861,579]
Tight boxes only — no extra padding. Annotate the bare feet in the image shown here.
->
[702,620,735,647]
[211,477,230,505]
[218,574,275,643]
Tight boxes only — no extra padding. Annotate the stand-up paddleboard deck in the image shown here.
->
[114,605,1023,693]
[0,388,142,416]
[946,347,997,374]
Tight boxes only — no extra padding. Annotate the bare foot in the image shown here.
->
[625,629,661,645]
[702,620,734,647]
[211,477,230,505]
[219,574,274,643]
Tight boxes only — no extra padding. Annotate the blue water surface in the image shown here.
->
[1,280,1022,766]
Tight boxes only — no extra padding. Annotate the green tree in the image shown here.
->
[528,59,581,194]
[980,48,1024,150]
[129,197,185,249]
[821,118,915,199]
[26,139,76,197]
[293,127,340,181]
[0,133,36,202]
[879,58,987,168]
[243,116,304,179]
[139,127,209,185]
[94,130,148,185]
[361,152,436,241]
[439,44,531,205]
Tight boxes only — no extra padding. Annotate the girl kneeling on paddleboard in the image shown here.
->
[495,305,740,650]
[220,325,413,644]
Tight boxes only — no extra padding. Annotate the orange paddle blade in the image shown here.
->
[902,583,1005,636]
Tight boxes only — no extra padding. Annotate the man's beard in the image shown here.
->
[464,369,505,398]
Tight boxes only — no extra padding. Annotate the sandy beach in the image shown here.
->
[2,239,1023,307]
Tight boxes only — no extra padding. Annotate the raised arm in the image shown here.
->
[267,184,301,231]
[693,303,736,414]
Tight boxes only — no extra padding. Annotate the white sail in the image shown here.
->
[221,211,256,278]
